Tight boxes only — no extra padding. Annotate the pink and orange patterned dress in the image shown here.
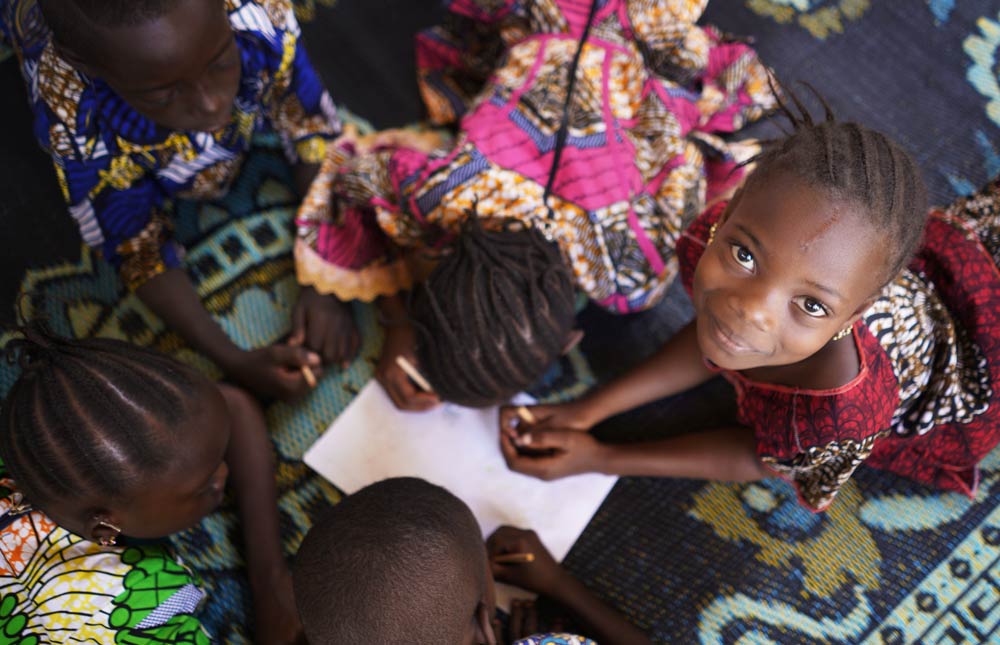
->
[677,179,1000,511]
[295,0,775,313]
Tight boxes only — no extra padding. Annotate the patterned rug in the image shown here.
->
[3,1,1000,643]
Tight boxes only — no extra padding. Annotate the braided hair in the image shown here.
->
[408,218,576,407]
[743,84,928,284]
[0,325,202,507]
[38,0,183,55]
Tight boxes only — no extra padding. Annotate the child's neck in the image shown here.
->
[740,333,861,391]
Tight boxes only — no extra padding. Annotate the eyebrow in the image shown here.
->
[805,279,844,301]
[736,223,843,301]
[132,38,234,94]
[734,224,765,259]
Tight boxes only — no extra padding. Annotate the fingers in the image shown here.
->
[377,364,440,411]
[270,344,321,370]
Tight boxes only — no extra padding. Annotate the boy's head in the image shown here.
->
[409,219,577,407]
[0,326,231,543]
[692,86,928,372]
[39,0,240,132]
[293,477,497,645]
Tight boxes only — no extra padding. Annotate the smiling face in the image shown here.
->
[691,176,889,372]
[72,0,241,132]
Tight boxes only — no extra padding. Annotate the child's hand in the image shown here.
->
[499,400,597,444]
[375,322,440,411]
[228,345,321,402]
[487,526,565,597]
[500,428,606,481]
[290,286,360,368]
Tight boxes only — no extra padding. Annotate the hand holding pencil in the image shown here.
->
[374,323,440,411]
[486,526,564,597]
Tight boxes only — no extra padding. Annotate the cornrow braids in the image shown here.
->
[744,82,928,282]
[409,217,577,407]
[0,324,201,507]
[38,0,183,55]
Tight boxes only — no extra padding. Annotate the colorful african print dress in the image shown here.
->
[295,0,775,313]
[676,179,1000,511]
[0,479,210,644]
[0,0,339,291]
[514,634,597,645]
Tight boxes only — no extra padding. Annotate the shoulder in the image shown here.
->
[226,0,300,39]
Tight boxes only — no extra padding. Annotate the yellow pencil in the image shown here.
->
[493,552,535,564]
[395,356,433,393]
[301,365,318,388]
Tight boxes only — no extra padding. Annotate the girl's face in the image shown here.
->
[78,0,241,132]
[692,177,888,372]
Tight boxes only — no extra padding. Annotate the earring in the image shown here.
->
[708,222,718,246]
[832,326,853,342]
[96,520,122,547]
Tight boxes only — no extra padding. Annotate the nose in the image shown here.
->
[191,81,231,122]
[727,286,775,333]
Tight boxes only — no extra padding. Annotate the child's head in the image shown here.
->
[38,0,240,132]
[409,220,577,407]
[293,477,497,645]
[0,326,230,544]
[693,90,928,372]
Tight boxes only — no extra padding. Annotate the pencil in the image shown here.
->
[395,355,433,393]
[493,552,535,564]
[301,365,317,388]
[516,405,536,425]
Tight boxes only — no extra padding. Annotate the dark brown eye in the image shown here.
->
[730,244,755,270]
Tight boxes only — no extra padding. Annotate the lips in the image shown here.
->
[706,314,760,356]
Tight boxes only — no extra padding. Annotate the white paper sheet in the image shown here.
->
[303,382,618,611]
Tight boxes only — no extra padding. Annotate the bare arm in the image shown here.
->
[137,268,242,369]
[503,424,770,483]
[218,384,302,644]
[547,321,715,429]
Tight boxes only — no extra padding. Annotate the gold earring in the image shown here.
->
[832,326,852,342]
[708,222,718,246]
[96,520,122,547]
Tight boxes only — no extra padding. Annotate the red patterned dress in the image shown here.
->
[677,179,1000,511]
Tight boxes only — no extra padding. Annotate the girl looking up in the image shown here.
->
[503,96,1000,512]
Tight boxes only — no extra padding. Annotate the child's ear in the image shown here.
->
[473,601,498,645]
[562,329,584,355]
[86,511,123,545]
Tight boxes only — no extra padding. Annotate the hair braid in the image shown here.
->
[409,217,576,407]
[744,83,928,283]
[0,324,202,505]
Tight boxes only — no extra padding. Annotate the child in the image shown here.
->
[501,98,1000,512]
[292,477,651,645]
[0,326,301,643]
[294,0,776,409]
[0,0,357,401]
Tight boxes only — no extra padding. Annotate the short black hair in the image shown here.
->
[409,218,576,407]
[0,324,204,507]
[293,477,487,645]
[38,0,183,55]
[744,83,929,283]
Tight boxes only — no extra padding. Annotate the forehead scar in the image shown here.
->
[799,208,842,251]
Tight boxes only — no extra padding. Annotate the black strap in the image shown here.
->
[542,0,601,219]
